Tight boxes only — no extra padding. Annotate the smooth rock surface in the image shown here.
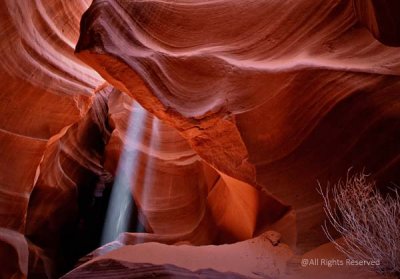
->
[63,260,254,279]
[64,232,293,279]
[76,0,400,252]
[0,0,399,278]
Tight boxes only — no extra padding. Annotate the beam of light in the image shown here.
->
[133,118,160,243]
[101,101,148,245]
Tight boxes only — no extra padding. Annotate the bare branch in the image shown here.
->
[319,171,400,276]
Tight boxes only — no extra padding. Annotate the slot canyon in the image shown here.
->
[0,0,399,278]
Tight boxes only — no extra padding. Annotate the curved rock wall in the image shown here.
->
[0,0,399,278]
[76,0,400,251]
[102,89,288,246]
[0,1,103,277]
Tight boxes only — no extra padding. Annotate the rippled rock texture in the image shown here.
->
[0,0,399,278]
[62,231,293,279]
[63,260,254,279]
[76,0,400,251]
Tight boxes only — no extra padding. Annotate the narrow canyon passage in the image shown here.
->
[0,0,399,278]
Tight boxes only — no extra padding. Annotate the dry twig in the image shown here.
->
[318,171,400,276]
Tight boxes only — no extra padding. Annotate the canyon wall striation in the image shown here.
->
[0,0,399,278]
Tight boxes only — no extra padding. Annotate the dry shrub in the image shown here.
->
[318,171,400,276]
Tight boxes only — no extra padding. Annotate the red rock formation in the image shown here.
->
[0,0,399,278]
[353,0,400,46]
[103,90,218,244]
[0,0,103,277]
[63,231,293,279]
[0,228,29,279]
[76,0,400,252]
[26,88,112,276]
[100,89,289,246]
[0,0,100,228]
[63,260,255,279]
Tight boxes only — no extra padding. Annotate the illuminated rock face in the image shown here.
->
[0,0,399,278]
[0,0,102,277]
[76,0,400,251]
[63,231,294,279]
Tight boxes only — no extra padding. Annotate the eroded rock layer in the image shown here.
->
[76,0,400,251]
[63,260,253,279]
[0,0,399,278]
[64,231,293,279]
[0,0,102,231]
[0,0,104,277]
[101,89,289,248]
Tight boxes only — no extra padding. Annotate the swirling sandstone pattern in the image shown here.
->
[0,3,288,273]
[0,0,399,278]
[102,89,288,247]
[76,0,400,250]
[0,0,103,277]
[0,0,102,229]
